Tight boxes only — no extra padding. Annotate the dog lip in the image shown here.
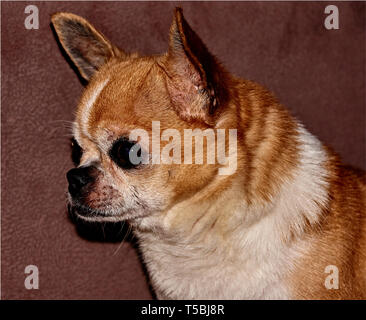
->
[69,204,113,218]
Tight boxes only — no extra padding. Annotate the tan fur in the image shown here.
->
[52,9,365,299]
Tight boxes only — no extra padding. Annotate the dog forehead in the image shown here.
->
[76,58,167,139]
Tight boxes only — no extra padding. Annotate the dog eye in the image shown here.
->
[109,138,142,169]
[71,138,83,166]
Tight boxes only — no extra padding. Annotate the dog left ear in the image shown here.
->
[165,8,229,124]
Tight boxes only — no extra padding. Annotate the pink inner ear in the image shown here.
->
[164,8,228,123]
[166,70,209,122]
[172,51,203,85]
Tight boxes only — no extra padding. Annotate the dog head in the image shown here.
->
[52,8,238,225]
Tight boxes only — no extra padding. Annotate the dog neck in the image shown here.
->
[134,107,331,299]
[136,122,330,252]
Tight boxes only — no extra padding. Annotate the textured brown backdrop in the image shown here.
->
[1,1,365,299]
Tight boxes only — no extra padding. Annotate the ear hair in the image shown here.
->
[51,12,124,81]
[165,8,229,124]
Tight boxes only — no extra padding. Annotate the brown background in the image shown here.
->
[1,1,365,299]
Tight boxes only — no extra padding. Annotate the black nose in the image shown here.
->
[67,166,94,198]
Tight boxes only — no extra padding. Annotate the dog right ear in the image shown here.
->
[51,12,124,81]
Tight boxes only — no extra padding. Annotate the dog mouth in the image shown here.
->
[68,204,113,219]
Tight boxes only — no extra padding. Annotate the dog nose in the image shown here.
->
[67,166,94,197]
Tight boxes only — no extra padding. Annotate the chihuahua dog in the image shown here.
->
[52,8,365,299]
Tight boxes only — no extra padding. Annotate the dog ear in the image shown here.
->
[165,8,229,124]
[51,12,123,81]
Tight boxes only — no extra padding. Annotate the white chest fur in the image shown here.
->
[139,233,294,299]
